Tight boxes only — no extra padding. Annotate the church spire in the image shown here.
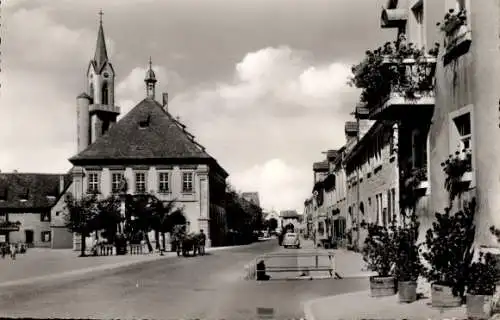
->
[93,10,108,72]
[145,57,157,99]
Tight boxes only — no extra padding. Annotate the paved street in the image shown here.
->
[0,239,369,320]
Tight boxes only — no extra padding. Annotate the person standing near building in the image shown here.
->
[198,229,206,255]
[10,243,16,260]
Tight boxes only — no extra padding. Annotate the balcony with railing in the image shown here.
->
[348,38,438,121]
[89,104,121,115]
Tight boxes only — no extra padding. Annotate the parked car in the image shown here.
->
[283,232,300,249]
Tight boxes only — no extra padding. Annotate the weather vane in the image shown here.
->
[98,10,104,24]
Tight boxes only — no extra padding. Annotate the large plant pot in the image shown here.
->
[431,283,461,308]
[466,294,492,320]
[370,276,396,297]
[398,281,417,303]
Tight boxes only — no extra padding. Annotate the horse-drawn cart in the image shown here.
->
[174,232,205,257]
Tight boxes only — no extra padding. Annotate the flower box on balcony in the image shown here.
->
[443,24,472,65]
[441,15,463,34]
[349,40,439,121]
[369,57,436,121]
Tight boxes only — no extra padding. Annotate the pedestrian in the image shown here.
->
[10,243,16,260]
[1,244,5,259]
[198,229,206,255]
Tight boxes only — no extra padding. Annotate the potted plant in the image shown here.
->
[436,9,467,34]
[348,39,438,110]
[394,214,423,303]
[441,149,473,205]
[422,198,476,307]
[465,251,498,319]
[361,221,397,297]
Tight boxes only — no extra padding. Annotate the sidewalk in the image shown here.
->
[0,243,252,288]
[303,290,467,320]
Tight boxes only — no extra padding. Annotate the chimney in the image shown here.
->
[162,92,168,110]
[59,175,65,194]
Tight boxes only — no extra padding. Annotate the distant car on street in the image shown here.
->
[282,232,300,249]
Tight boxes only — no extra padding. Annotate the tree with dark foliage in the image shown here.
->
[64,193,101,257]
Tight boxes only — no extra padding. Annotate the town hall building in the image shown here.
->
[50,15,229,250]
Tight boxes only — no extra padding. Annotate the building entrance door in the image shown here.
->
[25,230,34,245]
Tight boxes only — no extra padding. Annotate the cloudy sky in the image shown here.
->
[0,0,395,212]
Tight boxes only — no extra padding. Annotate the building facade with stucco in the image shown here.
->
[0,173,72,248]
[63,17,229,250]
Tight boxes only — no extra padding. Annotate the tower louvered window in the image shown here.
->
[102,82,109,105]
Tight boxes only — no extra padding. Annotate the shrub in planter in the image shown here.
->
[465,252,498,319]
[422,198,476,307]
[394,215,423,303]
[361,220,397,297]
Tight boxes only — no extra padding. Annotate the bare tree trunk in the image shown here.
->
[80,232,86,257]
[144,231,153,253]
[154,230,160,250]
[161,232,166,251]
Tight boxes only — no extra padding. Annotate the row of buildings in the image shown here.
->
[305,0,500,252]
[0,16,262,250]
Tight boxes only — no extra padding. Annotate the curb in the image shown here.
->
[302,290,370,320]
[0,244,250,288]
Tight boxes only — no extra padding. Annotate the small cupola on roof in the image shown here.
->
[145,57,157,99]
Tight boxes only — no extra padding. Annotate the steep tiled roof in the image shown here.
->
[70,98,214,162]
[0,173,72,211]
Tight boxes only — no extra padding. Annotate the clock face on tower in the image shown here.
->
[103,72,109,78]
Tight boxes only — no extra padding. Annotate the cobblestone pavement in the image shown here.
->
[0,239,369,320]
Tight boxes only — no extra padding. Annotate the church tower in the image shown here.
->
[76,11,120,153]
[145,57,157,99]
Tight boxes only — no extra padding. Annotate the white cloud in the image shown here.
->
[165,46,357,211]
[1,1,358,211]
[229,159,311,212]
[108,46,357,211]
[205,46,356,111]
[4,7,114,70]
[116,65,182,116]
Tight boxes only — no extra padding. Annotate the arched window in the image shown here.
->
[359,202,365,215]
[89,83,94,100]
[102,82,109,105]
